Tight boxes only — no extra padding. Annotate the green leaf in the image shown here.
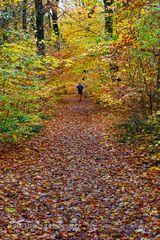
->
[6,207,17,213]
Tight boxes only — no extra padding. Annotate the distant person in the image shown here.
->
[77,82,84,101]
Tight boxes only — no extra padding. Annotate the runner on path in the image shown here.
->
[77,82,84,101]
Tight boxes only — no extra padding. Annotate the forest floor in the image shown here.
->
[0,95,159,240]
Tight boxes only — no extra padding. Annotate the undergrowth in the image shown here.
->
[118,111,160,161]
[0,35,66,143]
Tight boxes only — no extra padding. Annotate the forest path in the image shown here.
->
[0,95,159,239]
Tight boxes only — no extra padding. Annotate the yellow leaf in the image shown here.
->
[149,166,160,172]
[141,9,145,14]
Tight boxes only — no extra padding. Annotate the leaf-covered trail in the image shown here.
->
[0,96,159,239]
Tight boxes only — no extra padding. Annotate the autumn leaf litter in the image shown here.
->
[0,96,159,239]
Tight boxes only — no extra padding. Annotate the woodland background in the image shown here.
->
[0,0,159,161]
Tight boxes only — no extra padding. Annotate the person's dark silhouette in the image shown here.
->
[77,82,84,102]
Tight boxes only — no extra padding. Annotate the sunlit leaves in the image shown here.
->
[0,38,62,142]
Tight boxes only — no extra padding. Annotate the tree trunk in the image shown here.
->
[52,9,59,37]
[35,0,45,55]
[47,0,60,49]
[48,13,52,29]
[103,0,113,35]
[139,58,153,115]
[156,37,160,110]
[0,9,9,43]
[51,0,59,37]
[157,55,160,110]
[22,0,27,31]
[30,9,36,32]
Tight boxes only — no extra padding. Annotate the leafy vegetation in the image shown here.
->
[119,111,160,157]
[0,0,159,144]
[58,0,160,160]
[0,1,159,239]
[0,34,64,142]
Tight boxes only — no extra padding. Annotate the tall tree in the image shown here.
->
[51,0,59,37]
[0,4,11,42]
[103,0,113,35]
[35,0,45,55]
[47,0,60,49]
[157,49,160,110]
[22,0,27,31]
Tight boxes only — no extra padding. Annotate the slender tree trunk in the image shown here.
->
[0,7,9,42]
[157,56,160,110]
[52,9,59,37]
[139,58,153,115]
[156,38,160,110]
[51,0,59,37]
[48,0,60,49]
[47,0,60,49]
[35,0,45,55]
[22,0,27,31]
[103,0,113,35]
[30,9,36,32]
[48,13,52,29]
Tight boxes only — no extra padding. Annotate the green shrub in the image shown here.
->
[118,112,160,155]
[0,38,63,143]
[29,125,44,133]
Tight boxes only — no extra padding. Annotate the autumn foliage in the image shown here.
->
[0,1,159,239]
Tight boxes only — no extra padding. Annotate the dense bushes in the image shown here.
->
[118,111,160,160]
[0,38,65,143]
